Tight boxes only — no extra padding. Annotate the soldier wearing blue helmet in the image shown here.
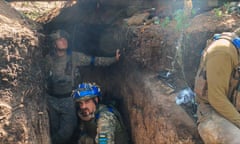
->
[44,29,121,144]
[72,82,129,144]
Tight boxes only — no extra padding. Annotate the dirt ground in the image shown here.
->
[1,1,240,144]
[0,1,50,144]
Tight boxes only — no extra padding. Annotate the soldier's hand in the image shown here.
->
[115,49,120,61]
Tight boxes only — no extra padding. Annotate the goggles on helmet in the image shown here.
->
[72,83,101,102]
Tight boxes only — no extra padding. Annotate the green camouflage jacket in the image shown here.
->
[78,104,129,144]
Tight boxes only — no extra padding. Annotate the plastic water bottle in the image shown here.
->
[175,87,196,105]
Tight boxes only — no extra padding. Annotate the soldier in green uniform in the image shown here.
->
[194,28,240,143]
[44,29,120,144]
[72,82,129,144]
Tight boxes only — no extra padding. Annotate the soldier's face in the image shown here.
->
[78,98,97,117]
[55,37,68,51]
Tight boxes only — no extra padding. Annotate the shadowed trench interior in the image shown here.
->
[14,0,228,142]
[3,0,240,143]
[40,1,207,143]
[42,5,138,144]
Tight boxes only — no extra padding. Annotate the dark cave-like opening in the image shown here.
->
[4,0,229,143]
[39,1,218,143]
[43,19,134,143]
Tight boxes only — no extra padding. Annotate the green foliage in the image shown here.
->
[223,2,231,14]
[213,2,232,18]
[160,17,170,28]
[173,9,189,31]
[191,8,197,16]
[214,8,223,17]
[11,1,62,21]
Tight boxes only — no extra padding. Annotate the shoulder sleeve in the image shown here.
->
[72,52,116,66]
[94,56,116,66]
[72,52,92,66]
[206,49,240,127]
[96,111,118,144]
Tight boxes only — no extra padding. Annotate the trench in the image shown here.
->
[39,1,205,143]
[43,23,138,144]
[2,0,240,143]
[43,9,137,144]
[8,0,214,143]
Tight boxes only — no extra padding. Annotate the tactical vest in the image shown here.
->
[95,105,127,132]
[46,49,73,95]
[194,33,240,111]
[79,104,129,144]
[49,49,73,75]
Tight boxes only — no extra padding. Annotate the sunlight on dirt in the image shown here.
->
[9,1,67,20]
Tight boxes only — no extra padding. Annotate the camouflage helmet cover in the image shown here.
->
[50,29,70,41]
[72,82,101,102]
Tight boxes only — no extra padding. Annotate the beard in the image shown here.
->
[78,108,94,121]
[81,108,91,116]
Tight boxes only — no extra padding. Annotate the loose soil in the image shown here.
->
[1,1,240,144]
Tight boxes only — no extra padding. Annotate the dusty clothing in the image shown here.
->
[45,51,117,95]
[45,50,117,144]
[47,96,77,144]
[78,104,128,144]
[197,104,240,144]
[194,35,240,143]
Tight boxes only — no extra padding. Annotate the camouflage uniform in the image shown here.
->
[78,104,128,144]
[45,51,117,144]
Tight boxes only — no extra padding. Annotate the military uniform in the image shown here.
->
[45,51,117,144]
[194,33,240,143]
[77,104,128,144]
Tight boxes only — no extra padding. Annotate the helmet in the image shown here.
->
[72,82,101,102]
[50,29,70,41]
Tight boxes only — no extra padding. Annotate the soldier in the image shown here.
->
[44,29,120,144]
[72,82,129,144]
[194,28,240,143]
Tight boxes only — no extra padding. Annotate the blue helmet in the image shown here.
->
[72,82,101,102]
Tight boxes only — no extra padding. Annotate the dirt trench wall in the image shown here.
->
[76,59,201,144]
[40,1,239,144]
[2,0,240,144]
[74,7,240,144]
[118,68,198,144]
[0,1,50,144]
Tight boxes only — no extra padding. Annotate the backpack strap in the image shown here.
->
[95,105,126,129]
[229,63,240,112]
[213,33,240,50]
[65,52,72,75]
[213,33,240,111]
[48,49,74,88]
[49,49,73,75]
[196,33,240,103]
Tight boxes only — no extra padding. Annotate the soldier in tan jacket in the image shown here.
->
[45,30,120,144]
[194,28,240,143]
